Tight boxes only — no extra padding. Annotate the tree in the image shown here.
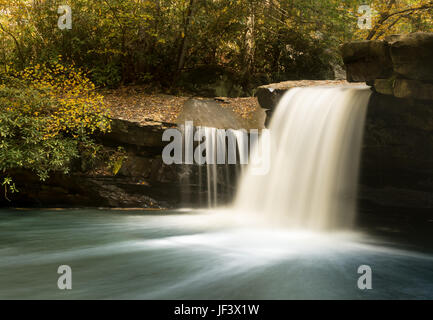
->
[354,0,433,40]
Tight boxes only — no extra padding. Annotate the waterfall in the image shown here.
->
[233,86,372,230]
[200,127,249,208]
[179,122,249,208]
[203,127,218,207]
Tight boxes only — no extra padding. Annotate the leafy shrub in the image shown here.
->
[0,61,111,199]
[90,62,122,88]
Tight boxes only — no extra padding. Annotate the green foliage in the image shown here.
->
[0,62,111,199]
[0,0,432,90]
[1,0,431,92]
[0,84,77,180]
[2,176,17,201]
[90,62,122,88]
[108,147,128,176]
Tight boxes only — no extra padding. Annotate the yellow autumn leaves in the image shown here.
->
[10,59,111,140]
[353,0,433,40]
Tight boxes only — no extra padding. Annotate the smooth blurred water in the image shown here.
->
[0,209,432,299]
[235,86,371,230]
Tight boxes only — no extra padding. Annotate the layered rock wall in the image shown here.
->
[341,33,433,101]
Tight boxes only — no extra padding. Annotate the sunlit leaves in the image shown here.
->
[0,60,110,194]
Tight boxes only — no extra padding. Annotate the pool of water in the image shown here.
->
[0,209,432,299]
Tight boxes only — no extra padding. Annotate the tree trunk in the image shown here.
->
[244,4,255,75]
[0,22,25,68]
[176,0,196,73]
[366,0,396,40]
[241,1,256,90]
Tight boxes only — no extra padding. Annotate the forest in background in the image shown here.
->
[1,0,432,94]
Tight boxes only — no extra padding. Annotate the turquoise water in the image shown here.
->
[0,209,432,299]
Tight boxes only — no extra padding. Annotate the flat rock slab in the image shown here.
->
[256,80,360,110]
[103,90,264,129]
[177,98,265,129]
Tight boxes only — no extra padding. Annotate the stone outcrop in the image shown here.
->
[341,40,393,82]
[342,32,433,101]
[0,120,178,208]
[373,78,433,100]
[255,80,353,125]
[0,98,259,209]
[359,93,433,209]
[340,33,433,210]
[388,33,433,82]
[0,110,247,208]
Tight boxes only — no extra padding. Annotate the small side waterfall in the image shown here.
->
[233,86,372,230]
[179,122,249,208]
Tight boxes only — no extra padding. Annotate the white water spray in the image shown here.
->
[234,86,371,230]
[180,123,249,208]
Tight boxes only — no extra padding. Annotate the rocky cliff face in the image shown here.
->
[0,100,247,209]
[341,33,433,101]
[0,120,180,208]
[340,33,433,210]
[360,93,433,209]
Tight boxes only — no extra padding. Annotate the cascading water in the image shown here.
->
[234,86,372,230]
[179,122,249,208]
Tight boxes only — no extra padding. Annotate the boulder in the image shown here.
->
[176,99,247,129]
[388,32,433,82]
[341,40,393,82]
[374,78,433,101]
[255,85,286,111]
[343,33,433,101]
[393,79,433,100]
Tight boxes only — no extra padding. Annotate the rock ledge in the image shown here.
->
[341,32,433,100]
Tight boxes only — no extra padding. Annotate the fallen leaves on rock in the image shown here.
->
[102,86,262,126]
